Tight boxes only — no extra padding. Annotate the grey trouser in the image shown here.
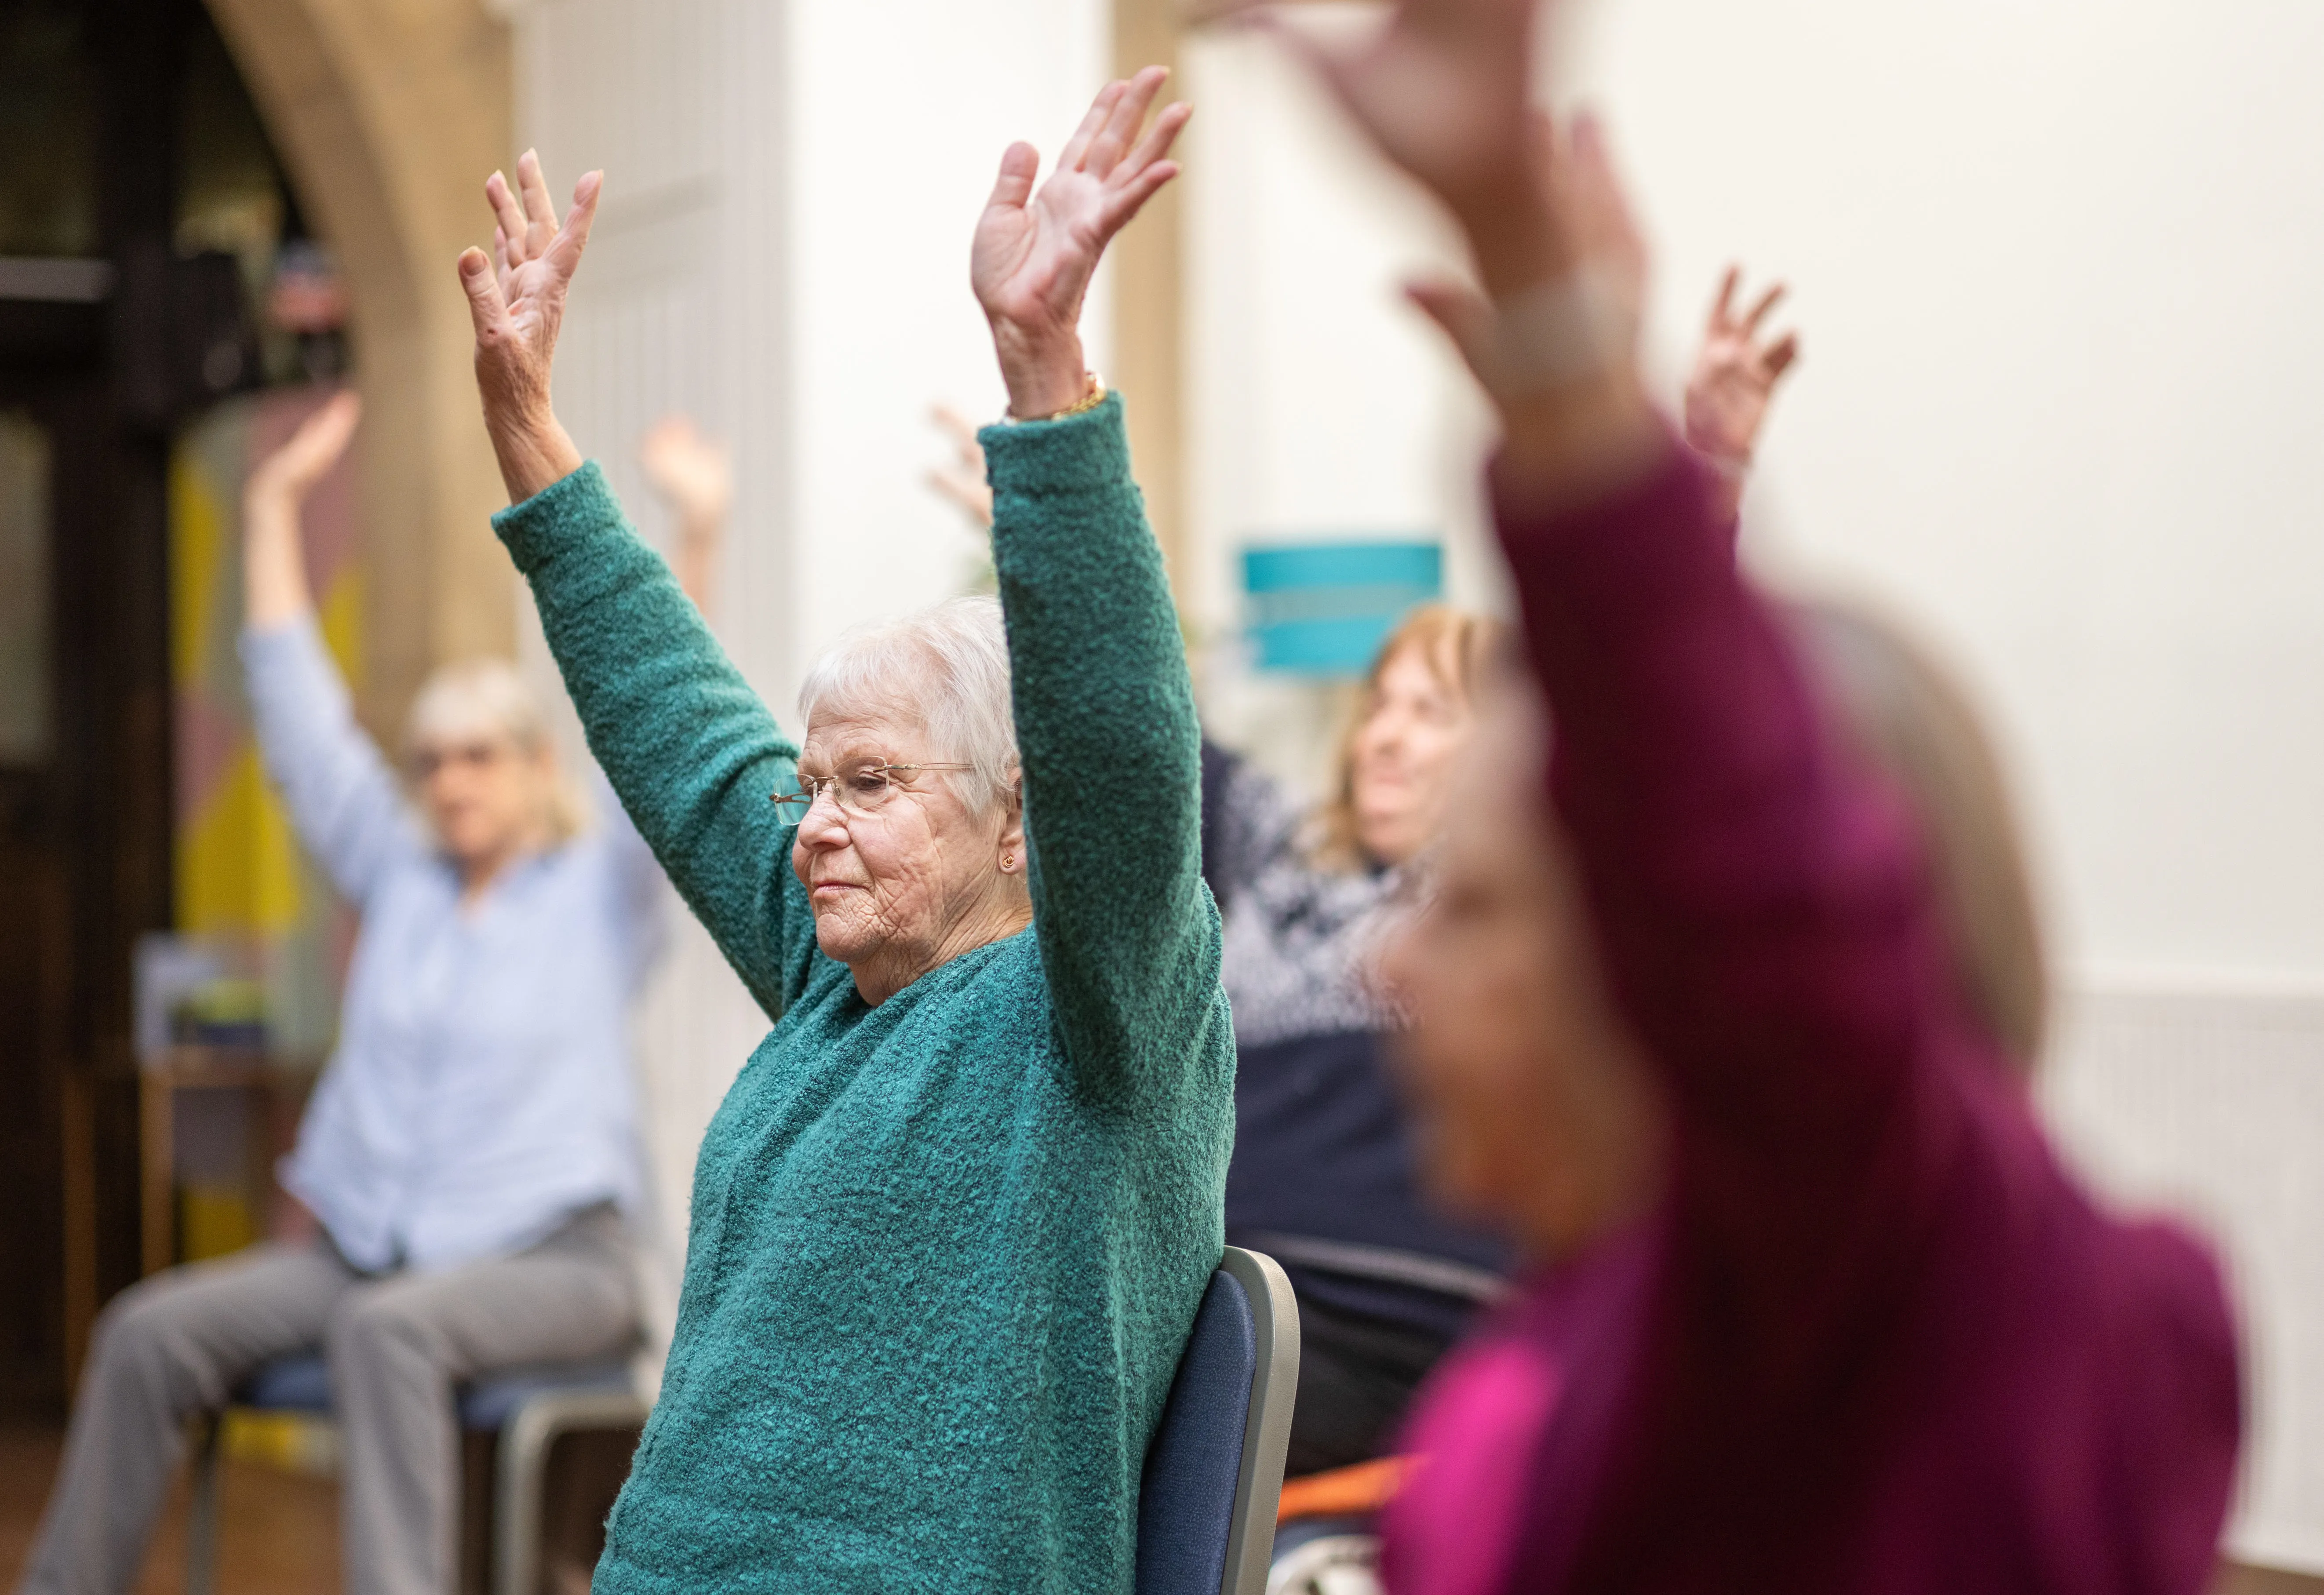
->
[16,1207,639,1595]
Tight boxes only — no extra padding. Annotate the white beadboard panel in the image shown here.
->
[2043,976,2324,1572]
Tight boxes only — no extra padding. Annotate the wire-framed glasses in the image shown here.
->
[770,762,974,823]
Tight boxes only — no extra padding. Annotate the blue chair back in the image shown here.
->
[1137,1246,1300,1595]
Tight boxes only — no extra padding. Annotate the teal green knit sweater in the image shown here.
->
[492,394,1234,1595]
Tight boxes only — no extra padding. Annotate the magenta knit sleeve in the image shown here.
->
[1491,435,1985,1342]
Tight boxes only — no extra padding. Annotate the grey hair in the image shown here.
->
[797,595,1020,816]
[402,657,588,843]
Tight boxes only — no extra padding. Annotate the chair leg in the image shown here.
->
[492,1392,648,1595]
[186,1412,222,1595]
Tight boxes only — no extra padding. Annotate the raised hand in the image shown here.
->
[925,405,994,530]
[456,149,600,501]
[1211,0,1559,297]
[1403,111,1646,397]
[973,69,1191,419]
[249,389,361,507]
[639,414,731,612]
[1683,266,1799,484]
[1235,0,1660,505]
[244,390,361,630]
[640,415,734,531]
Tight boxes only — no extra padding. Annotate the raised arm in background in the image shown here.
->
[967,68,1220,1098]
[1683,265,1800,524]
[639,413,731,615]
[457,154,799,1020]
[240,392,421,906]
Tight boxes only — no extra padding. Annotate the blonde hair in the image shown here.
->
[403,659,588,845]
[1792,599,2049,1073]
[1313,604,1508,872]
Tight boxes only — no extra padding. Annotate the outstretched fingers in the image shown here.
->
[1118,100,1192,185]
[514,150,561,253]
[1764,329,1801,378]
[457,246,511,342]
[986,142,1042,215]
[1100,158,1182,233]
[1741,280,1788,336]
[1088,66,1169,175]
[1059,81,1125,173]
[543,170,603,282]
[485,171,531,266]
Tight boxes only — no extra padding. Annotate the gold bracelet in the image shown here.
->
[1007,371,1107,424]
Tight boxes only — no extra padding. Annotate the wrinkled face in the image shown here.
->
[1350,643,1476,867]
[788,709,1016,979]
[1376,699,1660,1262]
[413,733,554,871]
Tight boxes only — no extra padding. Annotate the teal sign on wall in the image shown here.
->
[1242,540,1443,676]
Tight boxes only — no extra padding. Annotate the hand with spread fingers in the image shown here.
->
[1208,0,1557,296]
[456,149,601,502]
[244,390,361,630]
[972,67,1190,419]
[639,415,732,613]
[926,405,994,530]
[1684,266,1800,520]
[1231,0,1661,505]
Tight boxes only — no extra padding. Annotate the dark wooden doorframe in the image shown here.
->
[0,0,207,1417]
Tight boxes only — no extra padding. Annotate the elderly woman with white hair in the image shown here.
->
[451,70,1229,1595]
[18,394,731,1595]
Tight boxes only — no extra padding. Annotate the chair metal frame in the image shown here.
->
[182,1365,645,1595]
[491,1387,649,1595]
[1214,1245,1302,1595]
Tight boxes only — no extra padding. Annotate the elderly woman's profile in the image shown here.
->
[452,69,1227,1593]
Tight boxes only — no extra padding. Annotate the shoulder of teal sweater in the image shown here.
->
[978,390,1131,499]
[489,460,626,573]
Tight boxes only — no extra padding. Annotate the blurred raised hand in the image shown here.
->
[973,68,1191,419]
[639,415,732,613]
[1228,0,1661,503]
[926,405,994,530]
[1209,0,1555,296]
[456,149,600,501]
[244,390,361,630]
[1683,266,1799,521]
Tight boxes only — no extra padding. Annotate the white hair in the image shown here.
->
[798,595,1019,816]
[403,657,587,841]
[405,657,551,753]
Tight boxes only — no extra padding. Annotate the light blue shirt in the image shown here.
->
[244,618,657,1273]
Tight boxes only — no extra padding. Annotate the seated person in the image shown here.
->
[450,73,1230,1594]
[18,389,709,1595]
[1199,261,1802,1482]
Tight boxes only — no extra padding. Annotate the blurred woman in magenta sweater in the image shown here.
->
[1231,0,2243,1589]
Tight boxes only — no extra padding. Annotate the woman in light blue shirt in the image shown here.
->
[19,394,719,1595]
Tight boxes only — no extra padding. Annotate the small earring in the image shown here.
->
[1001,853,1015,872]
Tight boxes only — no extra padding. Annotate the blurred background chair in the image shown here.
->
[186,1352,641,1595]
[1137,1245,1300,1595]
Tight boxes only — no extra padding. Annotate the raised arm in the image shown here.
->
[969,71,1220,1100]
[460,153,798,1018]
[1682,265,1800,524]
[1254,0,1973,1260]
[240,393,420,905]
